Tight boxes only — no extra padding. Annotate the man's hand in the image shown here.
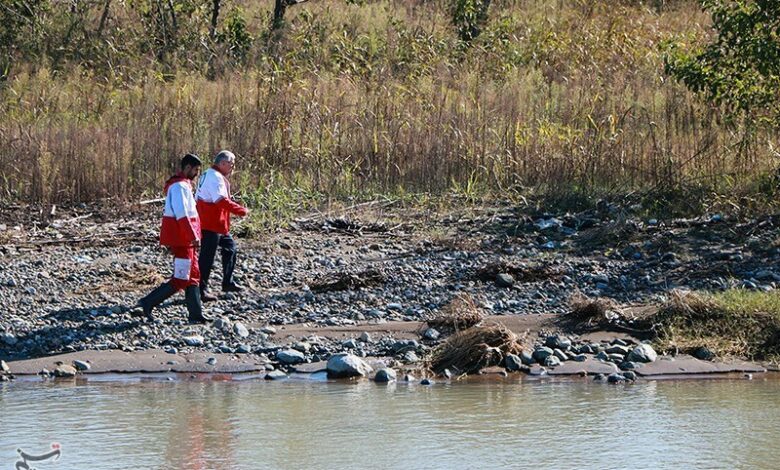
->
[192,239,201,249]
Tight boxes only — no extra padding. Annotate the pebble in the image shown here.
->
[265,370,288,380]
[495,273,515,288]
[423,328,440,341]
[183,335,205,347]
[233,322,249,338]
[607,373,625,384]
[544,356,561,367]
[207,357,217,365]
[73,360,91,371]
[420,378,433,385]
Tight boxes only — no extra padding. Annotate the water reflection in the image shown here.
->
[1,377,778,469]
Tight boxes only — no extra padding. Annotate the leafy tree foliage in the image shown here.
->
[664,0,780,126]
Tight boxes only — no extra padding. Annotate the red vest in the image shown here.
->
[160,174,201,247]
[195,167,247,234]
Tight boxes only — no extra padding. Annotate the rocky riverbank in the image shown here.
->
[1,200,779,380]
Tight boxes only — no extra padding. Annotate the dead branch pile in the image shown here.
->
[427,323,525,375]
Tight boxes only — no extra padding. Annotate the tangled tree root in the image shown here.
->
[427,323,525,376]
[425,293,484,333]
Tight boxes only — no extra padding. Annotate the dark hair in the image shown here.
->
[180,153,202,169]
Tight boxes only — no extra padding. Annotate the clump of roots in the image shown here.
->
[565,293,624,326]
[425,293,484,333]
[426,323,525,375]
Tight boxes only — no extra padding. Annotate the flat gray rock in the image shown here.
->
[548,358,619,376]
[292,361,328,373]
[635,356,766,376]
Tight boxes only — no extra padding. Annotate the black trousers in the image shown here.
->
[198,230,237,292]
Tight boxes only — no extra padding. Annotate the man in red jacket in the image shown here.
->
[137,153,210,323]
[195,150,249,301]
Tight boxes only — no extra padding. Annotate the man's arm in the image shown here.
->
[213,175,248,216]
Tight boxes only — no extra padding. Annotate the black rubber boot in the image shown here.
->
[138,283,176,320]
[185,286,211,324]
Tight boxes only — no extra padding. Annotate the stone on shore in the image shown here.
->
[73,360,91,371]
[423,328,440,341]
[326,353,372,378]
[1,332,17,346]
[495,273,515,288]
[265,370,288,380]
[504,354,524,372]
[276,349,306,365]
[627,344,657,363]
[232,322,250,338]
[532,346,554,363]
[183,335,205,347]
[0,360,10,373]
[520,350,534,365]
[54,364,77,377]
[374,368,397,383]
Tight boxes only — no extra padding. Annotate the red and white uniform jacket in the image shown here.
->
[160,174,201,248]
[195,167,247,235]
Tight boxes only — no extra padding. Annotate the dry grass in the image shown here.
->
[1,1,778,209]
[425,293,484,333]
[650,289,780,360]
[427,323,525,375]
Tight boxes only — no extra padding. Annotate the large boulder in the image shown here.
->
[627,344,657,363]
[327,353,373,378]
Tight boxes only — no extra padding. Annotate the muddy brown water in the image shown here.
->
[1,374,778,469]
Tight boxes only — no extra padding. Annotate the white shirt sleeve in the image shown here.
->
[168,183,189,220]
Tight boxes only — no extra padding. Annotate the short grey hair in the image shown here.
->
[214,150,236,165]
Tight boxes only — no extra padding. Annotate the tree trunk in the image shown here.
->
[209,0,220,40]
[96,0,111,37]
[272,0,287,30]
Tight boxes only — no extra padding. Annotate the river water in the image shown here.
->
[1,374,777,469]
